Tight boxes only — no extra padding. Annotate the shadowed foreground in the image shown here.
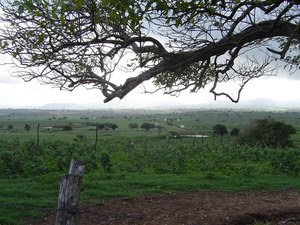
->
[25,190,300,225]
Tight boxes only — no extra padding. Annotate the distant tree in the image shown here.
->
[62,125,73,131]
[24,124,31,133]
[140,123,156,131]
[103,123,118,130]
[212,124,228,137]
[237,119,296,148]
[7,124,13,130]
[96,123,105,130]
[230,128,240,137]
[129,123,139,130]
[96,123,118,130]
[212,124,228,143]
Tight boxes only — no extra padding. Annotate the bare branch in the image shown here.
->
[0,0,299,104]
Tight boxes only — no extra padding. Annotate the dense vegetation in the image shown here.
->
[237,119,297,148]
[1,108,300,224]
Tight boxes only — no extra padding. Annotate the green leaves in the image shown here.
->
[17,4,24,14]
[74,0,84,8]
[37,33,45,44]
[12,47,22,58]
[237,119,297,148]
[14,0,36,14]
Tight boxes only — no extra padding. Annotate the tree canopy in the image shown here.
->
[230,128,240,137]
[0,0,300,103]
[237,119,296,148]
[24,123,31,132]
[140,122,156,131]
[212,124,228,137]
[129,123,139,129]
[97,122,118,130]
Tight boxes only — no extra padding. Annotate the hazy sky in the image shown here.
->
[0,42,300,109]
[0,55,300,109]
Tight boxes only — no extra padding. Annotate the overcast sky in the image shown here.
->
[0,54,300,109]
[0,39,299,109]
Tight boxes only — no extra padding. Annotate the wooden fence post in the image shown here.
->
[55,159,85,225]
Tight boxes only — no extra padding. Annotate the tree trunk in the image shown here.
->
[35,124,40,151]
[94,126,99,151]
[55,160,85,225]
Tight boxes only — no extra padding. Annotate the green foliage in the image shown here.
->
[24,124,31,132]
[0,150,24,175]
[0,139,98,177]
[129,123,138,129]
[7,124,13,130]
[62,125,72,131]
[100,152,112,172]
[140,122,156,131]
[230,128,240,137]
[103,122,118,130]
[270,148,300,174]
[237,119,296,148]
[97,122,118,130]
[212,124,228,137]
[1,135,300,224]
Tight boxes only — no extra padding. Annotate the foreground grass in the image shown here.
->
[1,138,300,224]
[1,108,300,224]
[0,176,59,225]
[1,172,300,225]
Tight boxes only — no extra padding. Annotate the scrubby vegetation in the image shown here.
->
[0,109,300,224]
[237,119,297,148]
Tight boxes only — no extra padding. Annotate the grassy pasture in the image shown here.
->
[1,108,300,224]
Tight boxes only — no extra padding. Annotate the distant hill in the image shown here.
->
[39,103,88,110]
[10,98,300,110]
[192,98,300,110]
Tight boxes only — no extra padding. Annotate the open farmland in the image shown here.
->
[1,108,300,224]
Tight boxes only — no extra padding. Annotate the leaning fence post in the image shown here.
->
[55,159,85,225]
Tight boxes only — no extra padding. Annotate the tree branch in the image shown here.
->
[103,20,300,102]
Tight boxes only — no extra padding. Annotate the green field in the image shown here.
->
[1,108,300,224]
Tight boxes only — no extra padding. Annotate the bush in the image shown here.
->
[270,149,300,174]
[230,128,240,137]
[212,124,228,137]
[129,123,138,129]
[140,122,156,131]
[97,123,118,130]
[0,151,24,175]
[100,152,112,172]
[237,119,296,148]
[62,125,73,131]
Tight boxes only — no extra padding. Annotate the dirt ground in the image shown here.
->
[25,189,300,225]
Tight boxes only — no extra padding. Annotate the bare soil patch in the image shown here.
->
[25,189,300,225]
